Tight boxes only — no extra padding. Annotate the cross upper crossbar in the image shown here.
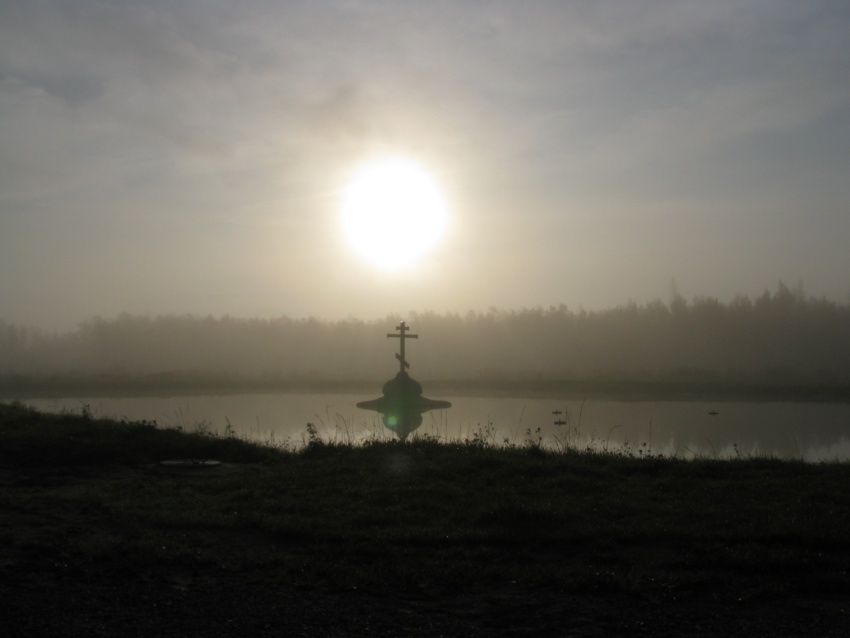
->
[387,321,418,372]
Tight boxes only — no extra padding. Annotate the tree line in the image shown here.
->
[2,283,849,388]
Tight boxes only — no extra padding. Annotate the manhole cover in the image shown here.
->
[159,459,222,468]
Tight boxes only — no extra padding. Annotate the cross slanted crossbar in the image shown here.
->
[387,321,419,373]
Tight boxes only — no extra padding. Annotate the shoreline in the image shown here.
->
[3,403,850,635]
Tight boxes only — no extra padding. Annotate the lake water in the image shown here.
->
[14,392,850,462]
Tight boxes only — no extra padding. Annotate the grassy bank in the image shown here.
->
[2,402,849,636]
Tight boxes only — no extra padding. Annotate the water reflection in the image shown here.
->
[13,394,850,462]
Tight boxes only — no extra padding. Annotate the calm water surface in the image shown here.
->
[16,393,850,461]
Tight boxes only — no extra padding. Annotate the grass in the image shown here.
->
[2,401,850,635]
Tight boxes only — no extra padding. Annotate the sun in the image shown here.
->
[340,157,449,271]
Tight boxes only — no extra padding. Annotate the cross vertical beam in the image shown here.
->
[387,321,418,373]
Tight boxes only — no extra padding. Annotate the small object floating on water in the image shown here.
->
[707,410,720,416]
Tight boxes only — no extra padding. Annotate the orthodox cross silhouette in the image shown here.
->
[357,319,451,441]
[387,321,418,373]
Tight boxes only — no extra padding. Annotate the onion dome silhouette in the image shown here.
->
[356,321,451,441]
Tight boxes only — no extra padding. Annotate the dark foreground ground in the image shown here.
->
[1,403,849,636]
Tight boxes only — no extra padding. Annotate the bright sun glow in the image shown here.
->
[341,157,449,271]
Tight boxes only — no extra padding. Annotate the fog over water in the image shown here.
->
[6,289,850,461]
[3,287,850,384]
[20,393,850,462]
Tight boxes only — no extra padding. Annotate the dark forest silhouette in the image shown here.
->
[2,283,849,387]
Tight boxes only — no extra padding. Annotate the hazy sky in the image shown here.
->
[2,1,849,330]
